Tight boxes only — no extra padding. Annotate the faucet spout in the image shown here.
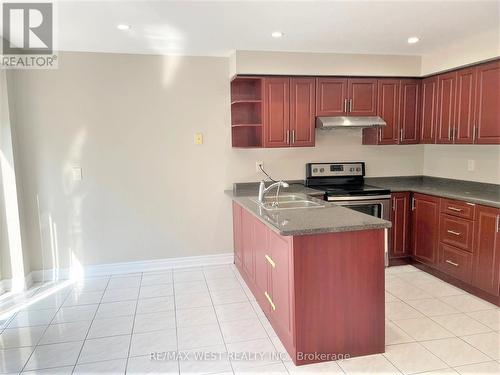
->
[258,180,289,203]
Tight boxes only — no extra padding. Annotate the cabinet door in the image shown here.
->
[412,194,440,266]
[472,205,500,296]
[376,79,399,144]
[269,231,293,342]
[348,78,378,116]
[315,78,348,116]
[263,77,290,148]
[455,68,476,144]
[475,60,500,144]
[254,219,271,314]
[436,72,457,144]
[290,78,315,147]
[399,79,420,144]
[390,192,411,258]
[241,209,255,281]
[232,203,243,268]
[420,76,438,144]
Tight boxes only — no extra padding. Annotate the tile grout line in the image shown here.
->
[124,272,143,374]
[202,267,236,375]
[18,281,75,373]
[71,276,111,374]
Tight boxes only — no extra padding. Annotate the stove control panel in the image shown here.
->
[307,162,365,177]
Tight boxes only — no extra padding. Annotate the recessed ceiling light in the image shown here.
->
[271,31,284,38]
[407,37,419,44]
[117,24,131,31]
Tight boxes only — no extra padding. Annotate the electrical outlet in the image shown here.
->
[256,161,264,173]
[467,159,475,171]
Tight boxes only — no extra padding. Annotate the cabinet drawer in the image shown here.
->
[438,243,473,283]
[439,214,474,252]
[441,198,475,219]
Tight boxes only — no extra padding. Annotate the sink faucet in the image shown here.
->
[258,180,289,204]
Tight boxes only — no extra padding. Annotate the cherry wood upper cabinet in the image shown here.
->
[475,60,500,144]
[315,78,348,116]
[412,193,440,266]
[399,79,421,144]
[472,205,500,296]
[290,78,315,147]
[376,79,400,144]
[348,78,378,116]
[455,68,476,144]
[390,192,411,259]
[420,76,439,144]
[436,72,457,144]
[263,77,290,148]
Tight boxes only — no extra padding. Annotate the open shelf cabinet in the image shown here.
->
[231,77,263,147]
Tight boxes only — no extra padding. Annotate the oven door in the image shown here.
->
[327,197,391,221]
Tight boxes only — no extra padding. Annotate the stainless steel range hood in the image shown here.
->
[316,116,387,129]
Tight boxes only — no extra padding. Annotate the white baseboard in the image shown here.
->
[0,273,34,293]
[30,252,235,282]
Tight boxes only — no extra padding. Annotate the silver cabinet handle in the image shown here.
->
[447,230,461,236]
[496,214,499,233]
[400,128,403,142]
[445,260,459,267]
[448,126,452,140]
[392,197,396,211]
[286,130,290,144]
[473,125,477,141]
[291,130,295,144]
[344,99,348,113]
[411,197,416,211]
[447,207,462,212]
[349,99,353,112]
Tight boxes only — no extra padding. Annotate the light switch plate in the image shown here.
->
[72,167,82,181]
[194,133,203,145]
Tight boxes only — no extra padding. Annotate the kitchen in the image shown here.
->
[0,1,499,375]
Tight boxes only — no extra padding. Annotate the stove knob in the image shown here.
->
[313,168,318,173]
[319,168,325,173]
[350,168,354,172]
[356,167,361,171]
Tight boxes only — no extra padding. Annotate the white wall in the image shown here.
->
[231,50,422,77]
[7,51,426,273]
[421,29,500,75]
[423,145,500,184]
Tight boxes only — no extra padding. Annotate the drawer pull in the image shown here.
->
[265,254,276,268]
[447,207,462,212]
[447,230,461,236]
[264,291,276,311]
[445,259,459,267]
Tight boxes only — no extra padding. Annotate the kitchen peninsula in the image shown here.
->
[226,184,391,365]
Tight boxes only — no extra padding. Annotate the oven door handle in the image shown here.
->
[327,195,391,201]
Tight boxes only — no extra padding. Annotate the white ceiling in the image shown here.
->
[18,1,500,56]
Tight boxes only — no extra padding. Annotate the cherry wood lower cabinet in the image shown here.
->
[390,192,411,260]
[232,202,385,365]
[404,194,499,305]
[472,205,500,296]
[411,193,440,266]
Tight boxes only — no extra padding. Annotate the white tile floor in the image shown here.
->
[0,264,498,374]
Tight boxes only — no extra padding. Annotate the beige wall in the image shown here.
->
[423,145,500,184]
[231,50,422,77]
[7,51,427,273]
[421,29,500,75]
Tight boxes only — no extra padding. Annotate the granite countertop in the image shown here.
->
[226,183,391,236]
[366,176,500,208]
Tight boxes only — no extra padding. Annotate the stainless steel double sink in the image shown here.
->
[251,194,325,211]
